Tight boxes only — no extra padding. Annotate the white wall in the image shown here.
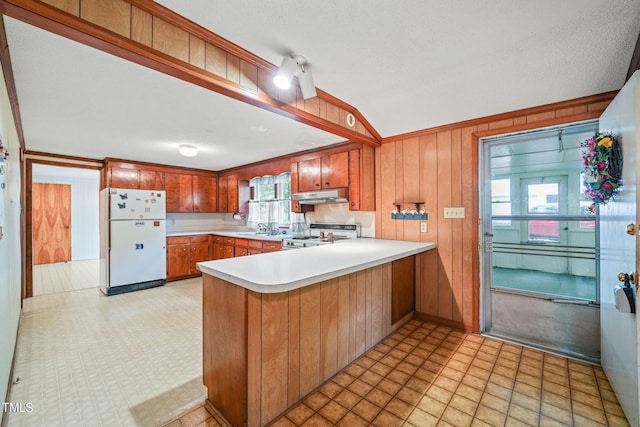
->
[0,67,23,406]
[32,165,99,260]
[305,204,375,237]
[166,212,246,234]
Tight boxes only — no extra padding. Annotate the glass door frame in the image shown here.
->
[479,122,601,337]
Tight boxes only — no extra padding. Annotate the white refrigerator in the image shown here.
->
[99,188,167,296]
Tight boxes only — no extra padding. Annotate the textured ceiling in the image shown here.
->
[5,1,640,169]
[156,0,640,137]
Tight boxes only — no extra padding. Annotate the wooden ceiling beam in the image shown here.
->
[0,0,381,147]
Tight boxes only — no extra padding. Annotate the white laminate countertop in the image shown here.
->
[198,238,436,294]
[166,230,292,241]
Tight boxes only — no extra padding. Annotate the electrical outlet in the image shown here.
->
[444,207,465,219]
[420,222,427,233]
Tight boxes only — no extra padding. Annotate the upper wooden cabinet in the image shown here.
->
[297,152,349,191]
[165,172,194,212]
[166,172,217,213]
[109,166,164,190]
[218,174,249,213]
[291,145,374,212]
[193,175,217,213]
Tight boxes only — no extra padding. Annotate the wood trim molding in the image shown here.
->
[413,312,472,333]
[0,0,381,147]
[627,27,640,82]
[23,153,103,298]
[382,91,617,143]
[0,14,25,149]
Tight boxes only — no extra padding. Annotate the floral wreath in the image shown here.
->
[581,131,622,209]
[0,141,8,161]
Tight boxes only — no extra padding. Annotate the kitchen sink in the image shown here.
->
[235,232,273,236]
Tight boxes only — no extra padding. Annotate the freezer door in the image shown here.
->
[109,188,166,220]
[108,220,166,287]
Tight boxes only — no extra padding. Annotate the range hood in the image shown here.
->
[291,188,348,205]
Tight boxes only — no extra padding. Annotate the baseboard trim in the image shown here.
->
[414,312,475,333]
[1,309,22,427]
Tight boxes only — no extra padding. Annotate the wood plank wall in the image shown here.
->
[204,260,413,426]
[376,93,616,332]
[248,263,412,426]
[25,0,378,144]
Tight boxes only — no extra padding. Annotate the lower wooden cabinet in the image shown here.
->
[166,235,212,281]
[168,234,283,280]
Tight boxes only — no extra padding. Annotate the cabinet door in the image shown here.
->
[298,158,321,191]
[167,243,190,279]
[165,173,193,212]
[223,245,235,258]
[218,176,228,212]
[235,247,248,257]
[321,152,349,189]
[140,170,164,190]
[110,167,139,189]
[391,256,415,324]
[193,175,217,213]
[213,243,224,260]
[190,242,211,275]
[227,175,239,212]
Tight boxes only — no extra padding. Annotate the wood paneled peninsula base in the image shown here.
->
[198,239,435,427]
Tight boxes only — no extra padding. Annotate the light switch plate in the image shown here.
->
[420,222,427,233]
[444,207,465,219]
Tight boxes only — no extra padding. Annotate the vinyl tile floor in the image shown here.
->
[171,320,630,427]
[6,277,206,427]
[32,259,100,296]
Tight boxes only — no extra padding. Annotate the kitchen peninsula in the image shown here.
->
[198,239,436,427]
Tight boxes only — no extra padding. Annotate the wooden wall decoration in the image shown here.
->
[376,92,616,332]
[1,0,381,147]
[32,183,71,265]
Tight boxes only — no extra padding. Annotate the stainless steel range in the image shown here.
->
[282,223,360,250]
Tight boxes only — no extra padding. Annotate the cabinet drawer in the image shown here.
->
[248,240,263,249]
[189,235,210,243]
[234,238,249,248]
[223,237,235,245]
[167,236,190,245]
[248,249,262,255]
[213,235,224,243]
[263,242,281,251]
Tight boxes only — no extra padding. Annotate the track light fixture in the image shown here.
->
[274,55,317,99]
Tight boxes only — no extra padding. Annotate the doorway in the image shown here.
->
[480,121,600,362]
[31,165,100,296]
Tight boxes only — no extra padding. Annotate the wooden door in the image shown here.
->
[193,175,217,212]
[33,183,72,265]
[321,152,349,189]
[298,158,321,191]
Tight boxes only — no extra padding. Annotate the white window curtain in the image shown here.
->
[247,172,291,230]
